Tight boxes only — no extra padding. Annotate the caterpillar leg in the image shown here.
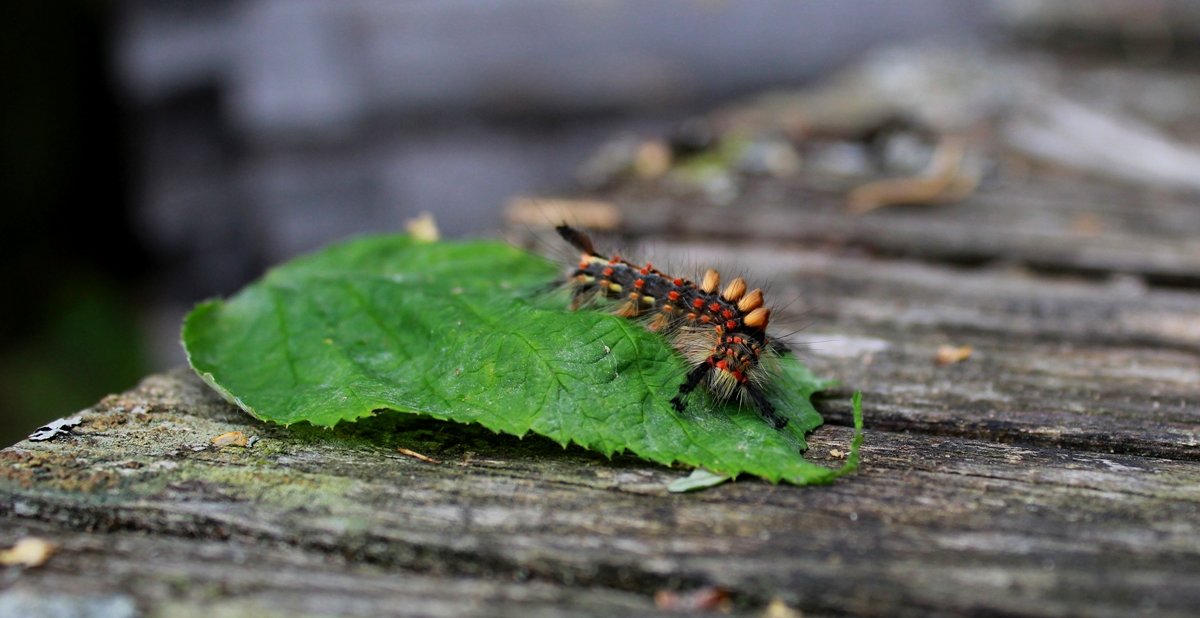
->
[568,283,601,310]
[671,359,788,430]
[743,383,788,429]
[670,364,710,412]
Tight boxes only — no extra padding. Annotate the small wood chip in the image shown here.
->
[405,211,441,242]
[633,139,673,178]
[0,538,57,568]
[397,447,440,464]
[763,598,803,618]
[210,431,249,448]
[829,449,846,459]
[936,344,974,365]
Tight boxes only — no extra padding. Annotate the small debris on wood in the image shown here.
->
[405,211,441,243]
[0,537,57,568]
[633,139,672,179]
[655,586,732,613]
[830,448,847,459]
[936,344,974,366]
[846,136,980,213]
[397,447,440,464]
[210,431,249,448]
[763,598,803,618]
[505,197,622,231]
[28,416,82,442]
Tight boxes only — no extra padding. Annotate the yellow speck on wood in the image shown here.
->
[936,344,973,366]
[211,431,249,448]
[405,212,441,243]
[764,597,803,618]
[0,537,57,568]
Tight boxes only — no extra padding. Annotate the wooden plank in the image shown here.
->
[595,174,1200,284]
[2,370,1198,617]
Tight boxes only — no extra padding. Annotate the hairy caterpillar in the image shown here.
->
[556,224,788,429]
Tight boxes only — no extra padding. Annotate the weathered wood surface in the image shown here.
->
[607,174,1200,285]
[6,101,1200,618]
[2,365,1198,617]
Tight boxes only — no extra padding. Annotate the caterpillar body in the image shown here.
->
[556,224,788,429]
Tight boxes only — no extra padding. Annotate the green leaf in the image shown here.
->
[183,234,860,484]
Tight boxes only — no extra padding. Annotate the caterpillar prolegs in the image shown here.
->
[556,225,789,429]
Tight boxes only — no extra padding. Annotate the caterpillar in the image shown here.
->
[556,224,788,429]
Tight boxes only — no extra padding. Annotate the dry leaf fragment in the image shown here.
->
[830,449,846,459]
[846,136,980,213]
[936,344,974,365]
[210,431,248,448]
[397,447,440,464]
[0,538,57,567]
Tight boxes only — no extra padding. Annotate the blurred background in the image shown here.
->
[4,0,1199,446]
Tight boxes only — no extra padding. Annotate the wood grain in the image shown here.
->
[2,367,1198,617]
[6,116,1200,616]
